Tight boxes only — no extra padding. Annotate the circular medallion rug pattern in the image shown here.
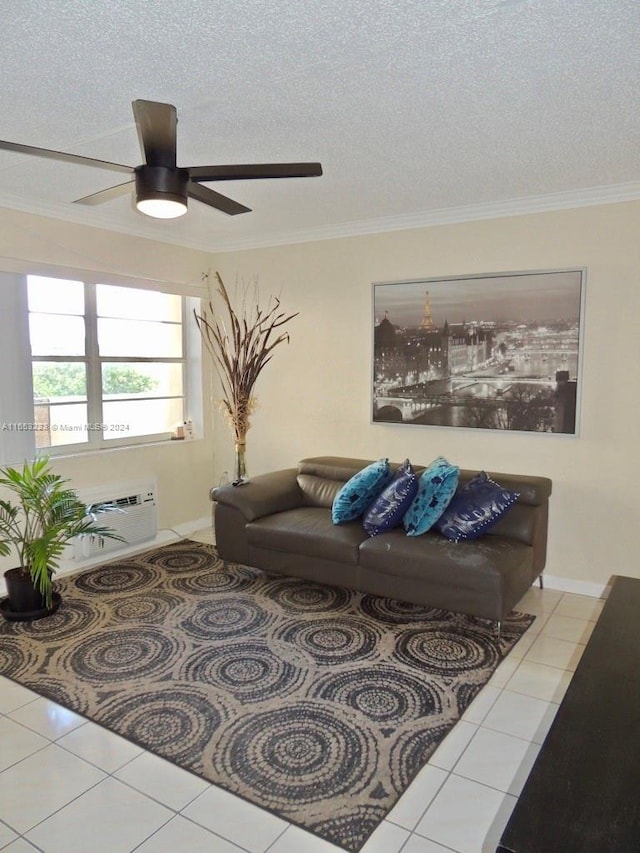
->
[0,541,534,852]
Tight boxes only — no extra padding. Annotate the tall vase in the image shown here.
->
[234,440,248,484]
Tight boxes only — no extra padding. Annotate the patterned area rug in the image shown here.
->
[0,541,533,851]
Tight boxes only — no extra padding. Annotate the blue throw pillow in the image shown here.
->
[403,456,460,536]
[434,471,519,542]
[331,458,391,524]
[363,459,419,536]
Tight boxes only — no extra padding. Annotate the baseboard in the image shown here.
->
[169,516,212,538]
[542,574,609,599]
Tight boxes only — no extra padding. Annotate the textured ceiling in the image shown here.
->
[1,0,639,251]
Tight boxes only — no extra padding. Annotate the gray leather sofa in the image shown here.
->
[211,456,553,625]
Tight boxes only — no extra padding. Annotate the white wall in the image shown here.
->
[2,201,638,592]
[212,201,640,591]
[0,208,216,534]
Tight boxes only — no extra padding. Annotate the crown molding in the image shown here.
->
[0,191,211,253]
[2,180,640,255]
[212,181,640,252]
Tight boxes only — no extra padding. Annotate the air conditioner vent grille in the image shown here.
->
[114,495,141,508]
[73,481,157,561]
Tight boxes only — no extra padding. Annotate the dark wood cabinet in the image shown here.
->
[497,575,640,852]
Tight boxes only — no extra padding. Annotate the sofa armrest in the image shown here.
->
[210,468,303,522]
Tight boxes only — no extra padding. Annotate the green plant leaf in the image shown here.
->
[0,456,124,609]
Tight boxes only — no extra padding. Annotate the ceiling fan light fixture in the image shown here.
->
[134,165,188,219]
[136,197,187,219]
[1,100,323,219]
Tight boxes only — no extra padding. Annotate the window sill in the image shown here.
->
[40,434,203,461]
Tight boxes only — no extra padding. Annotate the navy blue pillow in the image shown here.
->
[434,471,519,542]
[363,459,419,536]
[403,456,460,536]
[331,458,391,524]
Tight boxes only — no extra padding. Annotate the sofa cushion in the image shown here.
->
[403,456,460,536]
[331,458,391,524]
[360,526,532,583]
[248,507,367,564]
[363,459,419,536]
[435,471,519,542]
[358,527,534,618]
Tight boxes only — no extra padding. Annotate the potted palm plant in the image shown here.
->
[0,457,123,621]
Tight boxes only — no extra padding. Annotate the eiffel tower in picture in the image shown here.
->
[419,291,434,330]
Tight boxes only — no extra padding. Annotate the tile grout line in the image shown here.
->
[0,585,593,853]
[406,590,575,853]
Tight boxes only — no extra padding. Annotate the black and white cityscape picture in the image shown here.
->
[372,269,585,434]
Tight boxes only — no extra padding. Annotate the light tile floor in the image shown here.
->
[0,530,606,853]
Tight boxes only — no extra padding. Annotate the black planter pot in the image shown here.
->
[1,567,60,621]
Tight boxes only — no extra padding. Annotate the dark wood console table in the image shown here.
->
[497,574,640,852]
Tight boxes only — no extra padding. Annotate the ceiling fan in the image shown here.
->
[0,99,323,219]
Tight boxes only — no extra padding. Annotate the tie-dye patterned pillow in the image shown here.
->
[403,456,460,536]
[362,459,419,536]
[331,458,391,524]
[434,471,519,542]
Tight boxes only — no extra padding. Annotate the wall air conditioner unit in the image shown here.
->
[73,481,158,560]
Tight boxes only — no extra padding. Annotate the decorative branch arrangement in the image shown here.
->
[194,271,298,482]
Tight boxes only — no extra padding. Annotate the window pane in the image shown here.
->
[102,398,184,440]
[32,362,87,403]
[102,362,183,399]
[30,314,85,356]
[97,285,181,322]
[28,276,84,315]
[98,318,182,357]
[33,402,88,447]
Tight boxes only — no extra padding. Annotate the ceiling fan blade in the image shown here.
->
[0,139,132,174]
[132,100,177,168]
[187,182,251,215]
[73,180,135,206]
[188,162,323,181]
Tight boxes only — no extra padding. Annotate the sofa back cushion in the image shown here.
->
[297,474,345,508]
[297,457,376,508]
[299,457,376,482]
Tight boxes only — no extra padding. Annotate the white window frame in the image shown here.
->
[0,273,36,464]
[0,266,203,464]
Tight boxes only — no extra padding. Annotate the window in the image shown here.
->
[28,275,186,451]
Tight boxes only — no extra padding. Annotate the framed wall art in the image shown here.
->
[372,268,585,434]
